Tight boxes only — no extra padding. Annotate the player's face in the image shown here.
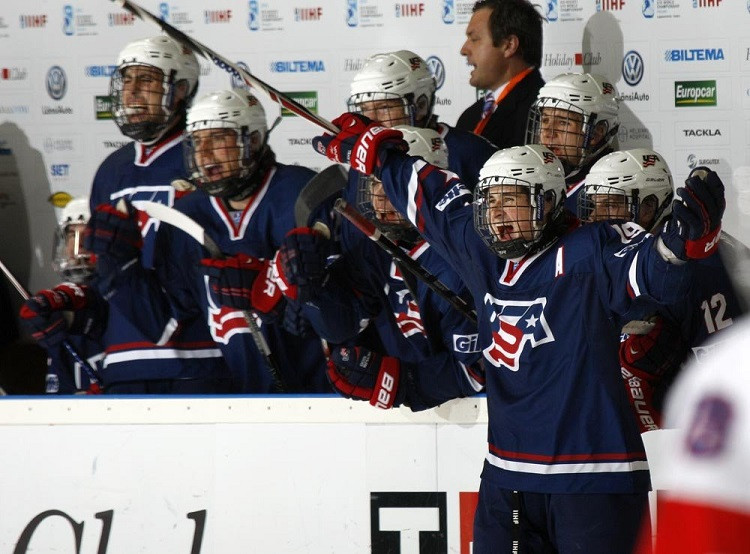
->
[460,7,509,90]
[356,99,410,127]
[487,185,535,242]
[539,108,585,166]
[191,128,242,182]
[65,223,90,261]
[370,179,406,225]
[587,193,629,223]
[120,65,167,124]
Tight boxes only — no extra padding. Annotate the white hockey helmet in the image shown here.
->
[357,126,448,241]
[185,88,272,200]
[110,35,200,144]
[52,197,95,283]
[580,148,674,232]
[527,73,620,176]
[347,50,437,128]
[474,145,566,259]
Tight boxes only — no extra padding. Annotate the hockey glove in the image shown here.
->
[657,167,725,263]
[201,254,284,321]
[326,346,405,409]
[86,201,143,265]
[281,300,314,338]
[312,113,407,175]
[620,315,687,432]
[20,283,99,350]
[274,227,332,302]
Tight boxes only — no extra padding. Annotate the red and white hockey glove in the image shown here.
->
[86,201,143,265]
[620,315,687,432]
[326,346,405,409]
[657,167,725,262]
[312,113,407,175]
[201,254,284,321]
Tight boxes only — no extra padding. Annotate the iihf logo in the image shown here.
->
[442,0,455,24]
[642,0,655,17]
[621,51,644,87]
[426,56,445,90]
[248,0,259,30]
[159,2,169,21]
[46,66,67,100]
[62,4,74,35]
[482,295,554,371]
[546,0,558,22]
[346,0,358,27]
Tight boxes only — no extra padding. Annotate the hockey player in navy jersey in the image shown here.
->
[275,127,484,409]
[21,198,105,394]
[146,88,329,393]
[86,36,230,393]
[579,149,744,431]
[347,49,496,187]
[526,72,620,213]
[311,112,726,553]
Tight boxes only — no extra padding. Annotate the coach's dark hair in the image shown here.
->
[473,0,543,67]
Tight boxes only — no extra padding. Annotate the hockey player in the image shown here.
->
[275,127,484,409]
[86,35,230,393]
[580,150,744,431]
[311,112,726,553]
[148,88,330,392]
[526,72,620,213]
[20,198,105,394]
[347,49,496,187]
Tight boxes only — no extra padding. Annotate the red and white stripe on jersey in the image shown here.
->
[210,167,274,241]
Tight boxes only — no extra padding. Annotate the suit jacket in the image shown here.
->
[455,68,545,150]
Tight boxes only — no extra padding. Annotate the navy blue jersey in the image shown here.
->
[378,154,698,494]
[90,132,228,388]
[44,335,105,394]
[437,122,496,189]
[156,163,330,393]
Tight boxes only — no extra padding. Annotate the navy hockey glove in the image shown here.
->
[274,227,331,302]
[657,167,725,262]
[620,315,687,432]
[86,201,143,265]
[281,300,315,338]
[312,113,407,175]
[201,254,284,321]
[19,283,99,350]
[326,346,405,409]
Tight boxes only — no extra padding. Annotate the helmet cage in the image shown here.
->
[52,222,95,284]
[356,174,415,241]
[473,176,552,259]
[578,183,638,225]
[347,91,415,127]
[185,122,266,200]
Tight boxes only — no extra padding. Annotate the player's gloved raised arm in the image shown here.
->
[311,113,408,176]
[20,282,106,350]
[273,227,332,302]
[656,167,725,264]
[620,315,687,432]
[200,253,284,323]
[86,200,143,270]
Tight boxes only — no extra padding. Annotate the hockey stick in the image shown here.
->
[334,199,477,324]
[112,0,337,134]
[134,201,286,392]
[294,164,347,234]
[0,258,102,394]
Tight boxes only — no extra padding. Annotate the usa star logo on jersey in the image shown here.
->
[482,294,554,371]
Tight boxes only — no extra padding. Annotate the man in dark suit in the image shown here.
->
[456,0,545,149]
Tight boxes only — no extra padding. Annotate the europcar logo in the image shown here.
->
[426,56,445,90]
[46,66,67,100]
[664,48,724,62]
[270,60,325,73]
[675,80,717,107]
[622,50,644,86]
[280,91,318,116]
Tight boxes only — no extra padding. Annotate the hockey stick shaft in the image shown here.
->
[134,201,286,392]
[334,199,477,324]
[113,0,338,134]
[0,258,101,392]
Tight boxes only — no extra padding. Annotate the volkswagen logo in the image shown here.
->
[46,66,67,100]
[426,56,445,90]
[622,50,644,87]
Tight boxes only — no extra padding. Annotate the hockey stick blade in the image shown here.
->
[133,200,286,392]
[0,258,101,393]
[294,164,347,238]
[112,0,337,134]
[334,199,477,324]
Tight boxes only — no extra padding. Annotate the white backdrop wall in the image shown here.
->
[1,0,749,298]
